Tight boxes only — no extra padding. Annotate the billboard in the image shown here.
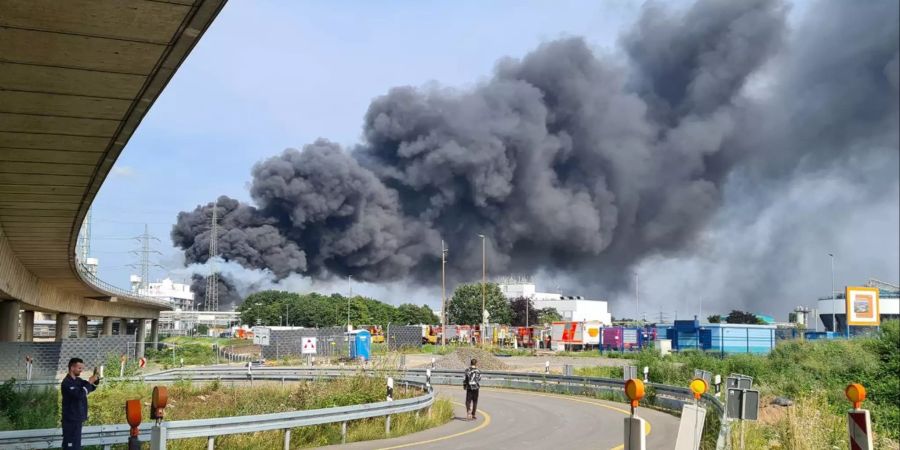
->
[846,286,880,326]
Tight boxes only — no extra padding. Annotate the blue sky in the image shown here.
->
[91,0,652,297]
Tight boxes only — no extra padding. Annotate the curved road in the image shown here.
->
[324,386,680,450]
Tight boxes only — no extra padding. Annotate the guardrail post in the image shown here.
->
[283,428,291,450]
[150,423,167,450]
[207,436,215,450]
[386,377,394,436]
[342,421,348,444]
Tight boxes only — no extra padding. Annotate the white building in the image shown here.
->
[498,278,612,325]
[131,276,195,310]
[158,310,241,335]
[816,279,900,333]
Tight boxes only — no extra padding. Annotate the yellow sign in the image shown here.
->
[846,287,880,326]
[625,378,645,408]
[845,383,866,409]
[690,378,708,400]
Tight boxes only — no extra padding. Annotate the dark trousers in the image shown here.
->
[465,389,479,416]
[62,420,83,450]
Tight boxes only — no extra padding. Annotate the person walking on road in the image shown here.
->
[61,357,99,450]
[463,358,482,420]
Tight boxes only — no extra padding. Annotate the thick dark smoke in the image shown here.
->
[173,0,898,307]
[189,274,241,311]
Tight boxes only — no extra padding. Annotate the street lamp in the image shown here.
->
[347,275,352,331]
[479,234,486,346]
[634,272,640,324]
[829,253,835,333]
[441,240,448,347]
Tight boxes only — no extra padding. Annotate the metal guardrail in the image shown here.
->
[75,262,172,308]
[1,367,730,449]
[0,369,433,449]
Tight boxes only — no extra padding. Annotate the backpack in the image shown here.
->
[465,367,481,390]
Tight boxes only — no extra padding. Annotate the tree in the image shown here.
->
[510,297,537,326]
[536,307,562,324]
[707,314,723,323]
[725,310,764,324]
[393,303,439,324]
[195,324,209,336]
[447,282,512,325]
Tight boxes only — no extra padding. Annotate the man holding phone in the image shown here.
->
[61,358,100,449]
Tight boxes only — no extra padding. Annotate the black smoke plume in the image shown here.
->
[189,274,241,311]
[173,0,898,302]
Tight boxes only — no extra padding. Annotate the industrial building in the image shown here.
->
[656,319,777,354]
[816,279,899,334]
[131,277,196,310]
[498,278,612,324]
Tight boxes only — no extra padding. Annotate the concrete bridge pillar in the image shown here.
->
[0,300,19,342]
[150,318,159,349]
[119,318,128,335]
[135,319,147,358]
[102,317,114,336]
[55,313,70,340]
[77,316,88,338]
[22,310,34,342]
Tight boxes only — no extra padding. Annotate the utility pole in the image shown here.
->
[634,272,640,324]
[441,240,447,346]
[828,253,835,333]
[206,200,219,312]
[479,234,486,346]
[347,275,352,331]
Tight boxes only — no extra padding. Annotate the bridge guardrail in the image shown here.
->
[75,262,172,308]
[2,367,729,449]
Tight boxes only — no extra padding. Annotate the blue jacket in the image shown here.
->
[60,375,96,423]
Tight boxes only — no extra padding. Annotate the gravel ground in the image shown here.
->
[432,348,510,370]
[407,351,631,373]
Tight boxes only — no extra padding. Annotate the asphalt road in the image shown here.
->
[323,386,681,450]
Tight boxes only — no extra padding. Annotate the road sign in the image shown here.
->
[726,388,759,420]
[693,369,712,385]
[623,365,638,381]
[138,357,146,368]
[301,337,318,355]
[253,327,270,346]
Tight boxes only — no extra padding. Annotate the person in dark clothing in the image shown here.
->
[463,358,481,420]
[61,357,99,450]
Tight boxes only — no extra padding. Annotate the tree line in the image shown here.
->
[237,291,438,328]
[235,283,562,329]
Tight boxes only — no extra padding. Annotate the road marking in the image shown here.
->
[481,388,652,450]
[375,401,491,450]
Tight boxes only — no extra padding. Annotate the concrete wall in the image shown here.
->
[0,335,131,382]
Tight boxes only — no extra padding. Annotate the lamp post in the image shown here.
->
[479,234,486,346]
[441,240,448,347]
[347,275,352,331]
[829,253,835,333]
[634,272,640,324]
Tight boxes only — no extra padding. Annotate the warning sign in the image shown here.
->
[301,337,318,355]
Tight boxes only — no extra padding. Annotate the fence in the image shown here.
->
[0,336,132,382]
[385,324,423,350]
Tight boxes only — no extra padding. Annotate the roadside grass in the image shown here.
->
[576,320,900,447]
[0,375,453,449]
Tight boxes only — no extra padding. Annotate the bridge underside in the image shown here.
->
[0,0,225,341]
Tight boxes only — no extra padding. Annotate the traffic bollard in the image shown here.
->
[545,361,550,374]
[643,366,649,383]
[624,378,646,450]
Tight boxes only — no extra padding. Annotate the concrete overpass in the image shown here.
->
[0,0,226,344]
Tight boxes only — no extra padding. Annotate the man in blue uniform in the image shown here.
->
[61,357,99,449]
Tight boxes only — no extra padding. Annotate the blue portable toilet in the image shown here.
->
[348,330,371,361]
